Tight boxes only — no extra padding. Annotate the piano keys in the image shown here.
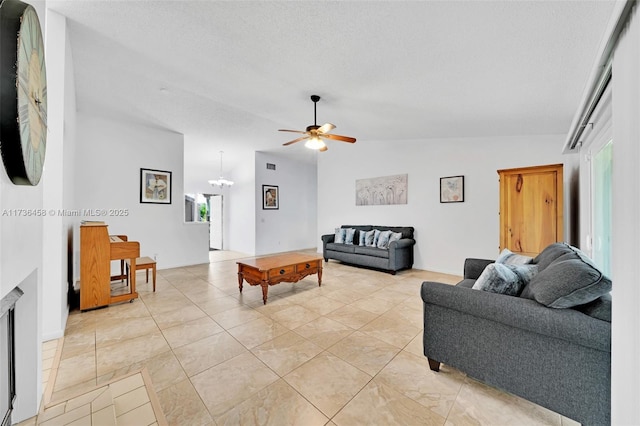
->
[80,222,140,310]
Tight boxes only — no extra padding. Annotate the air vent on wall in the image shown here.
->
[266,163,276,170]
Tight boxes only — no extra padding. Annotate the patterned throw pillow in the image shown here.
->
[364,230,376,247]
[472,263,538,296]
[358,231,366,246]
[344,228,356,245]
[496,248,533,265]
[388,231,403,245]
[334,228,346,244]
[372,229,382,247]
[376,230,393,249]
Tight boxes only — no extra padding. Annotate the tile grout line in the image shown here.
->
[41,336,64,408]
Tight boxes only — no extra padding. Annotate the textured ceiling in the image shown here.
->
[47,0,615,190]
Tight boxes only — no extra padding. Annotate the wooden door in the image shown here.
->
[498,164,563,257]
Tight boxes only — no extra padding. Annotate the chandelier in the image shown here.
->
[208,151,234,187]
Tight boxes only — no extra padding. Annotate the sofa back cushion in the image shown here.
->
[531,242,575,271]
[521,243,612,308]
[372,226,414,239]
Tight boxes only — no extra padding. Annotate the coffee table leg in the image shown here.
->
[238,272,244,292]
[318,266,323,287]
[261,281,269,304]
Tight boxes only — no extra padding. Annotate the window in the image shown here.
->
[579,84,612,275]
[591,140,613,276]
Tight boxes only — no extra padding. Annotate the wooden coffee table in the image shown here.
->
[237,253,323,304]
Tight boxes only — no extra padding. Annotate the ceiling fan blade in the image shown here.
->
[279,129,308,134]
[319,145,328,152]
[322,133,356,143]
[317,123,336,134]
[282,135,309,146]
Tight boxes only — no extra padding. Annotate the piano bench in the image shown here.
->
[126,256,156,292]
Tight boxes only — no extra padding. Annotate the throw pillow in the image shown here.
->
[364,230,376,247]
[520,256,612,309]
[472,263,538,296]
[358,231,366,246]
[334,228,346,244]
[388,231,403,245]
[376,230,393,249]
[496,248,533,265]
[372,229,382,247]
[344,228,356,245]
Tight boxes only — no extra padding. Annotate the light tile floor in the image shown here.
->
[28,250,582,425]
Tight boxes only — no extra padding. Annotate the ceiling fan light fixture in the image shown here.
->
[280,95,356,151]
[305,136,326,150]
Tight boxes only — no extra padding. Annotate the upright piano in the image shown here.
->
[80,222,140,311]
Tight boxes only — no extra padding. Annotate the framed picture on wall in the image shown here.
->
[140,168,172,204]
[440,175,464,203]
[262,185,279,210]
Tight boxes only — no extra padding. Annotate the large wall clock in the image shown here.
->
[0,0,47,186]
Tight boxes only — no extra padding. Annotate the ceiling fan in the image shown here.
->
[279,95,356,152]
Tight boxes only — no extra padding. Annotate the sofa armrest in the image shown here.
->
[321,234,335,258]
[389,238,415,250]
[321,234,335,244]
[421,281,610,352]
[463,258,494,280]
[388,238,415,271]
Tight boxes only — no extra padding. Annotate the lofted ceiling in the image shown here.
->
[47,0,616,191]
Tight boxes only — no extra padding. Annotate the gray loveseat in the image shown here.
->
[421,243,611,426]
[321,225,415,274]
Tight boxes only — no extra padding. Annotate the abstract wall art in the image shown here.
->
[356,174,408,206]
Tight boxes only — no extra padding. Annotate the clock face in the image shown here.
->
[0,1,47,186]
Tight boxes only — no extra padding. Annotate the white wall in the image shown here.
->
[74,114,209,274]
[41,8,76,341]
[611,4,640,423]
[255,152,317,255]
[317,134,570,274]
[226,150,256,255]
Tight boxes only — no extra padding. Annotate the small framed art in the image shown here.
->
[440,175,464,203]
[262,185,279,210]
[140,168,172,204]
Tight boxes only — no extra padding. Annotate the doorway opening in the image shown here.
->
[206,194,223,251]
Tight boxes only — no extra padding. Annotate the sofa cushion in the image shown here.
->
[532,242,575,271]
[376,230,393,248]
[496,248,533,265]
[520,252,612,308]
[354,246,389,259]
[344,228,356,245]
[334,228,346,244]
[472,263,538,296]
[326,243,356,254]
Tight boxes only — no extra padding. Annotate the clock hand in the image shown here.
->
[17,81,48,129]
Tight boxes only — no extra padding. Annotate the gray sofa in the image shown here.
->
[421,243,611,426]
[321,225,415,274]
